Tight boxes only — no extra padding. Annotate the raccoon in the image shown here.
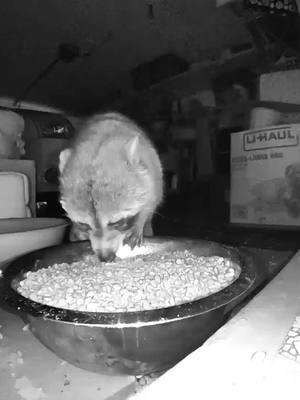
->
[59,112,163,261]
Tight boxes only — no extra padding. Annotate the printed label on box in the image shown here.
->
[230,124,300,226]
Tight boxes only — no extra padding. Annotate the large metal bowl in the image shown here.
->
[1,238,256,376]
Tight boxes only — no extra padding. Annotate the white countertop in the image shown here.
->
[132,250,300,400]
[0,306,135,400]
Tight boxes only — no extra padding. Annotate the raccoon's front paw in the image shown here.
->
[124,227,143,249]
[69,224,89,242]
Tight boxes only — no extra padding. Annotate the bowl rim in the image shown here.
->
[0,217,69,235]
[1,238,256,327]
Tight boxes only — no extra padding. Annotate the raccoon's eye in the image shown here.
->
[108,214,138,232]
[75,222,91,232]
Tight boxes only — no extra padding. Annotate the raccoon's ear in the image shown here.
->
[126,136,139,164]
[59,148,72,172]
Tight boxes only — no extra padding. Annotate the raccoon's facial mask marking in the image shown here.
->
[108,213,139,232]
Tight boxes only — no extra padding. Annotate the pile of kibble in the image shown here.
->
[17,250,241,312]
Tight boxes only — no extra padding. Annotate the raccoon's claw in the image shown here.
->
[124,229,143,249]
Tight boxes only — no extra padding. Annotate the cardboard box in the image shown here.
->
[260,69,300,105]
[230,124,300,227]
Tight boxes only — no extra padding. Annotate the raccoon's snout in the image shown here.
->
[96,249,116,263]
[90,228,124,263]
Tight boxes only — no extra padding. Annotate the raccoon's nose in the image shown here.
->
[96,250,116,263]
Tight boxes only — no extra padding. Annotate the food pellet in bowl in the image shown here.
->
[17,250,241,312]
